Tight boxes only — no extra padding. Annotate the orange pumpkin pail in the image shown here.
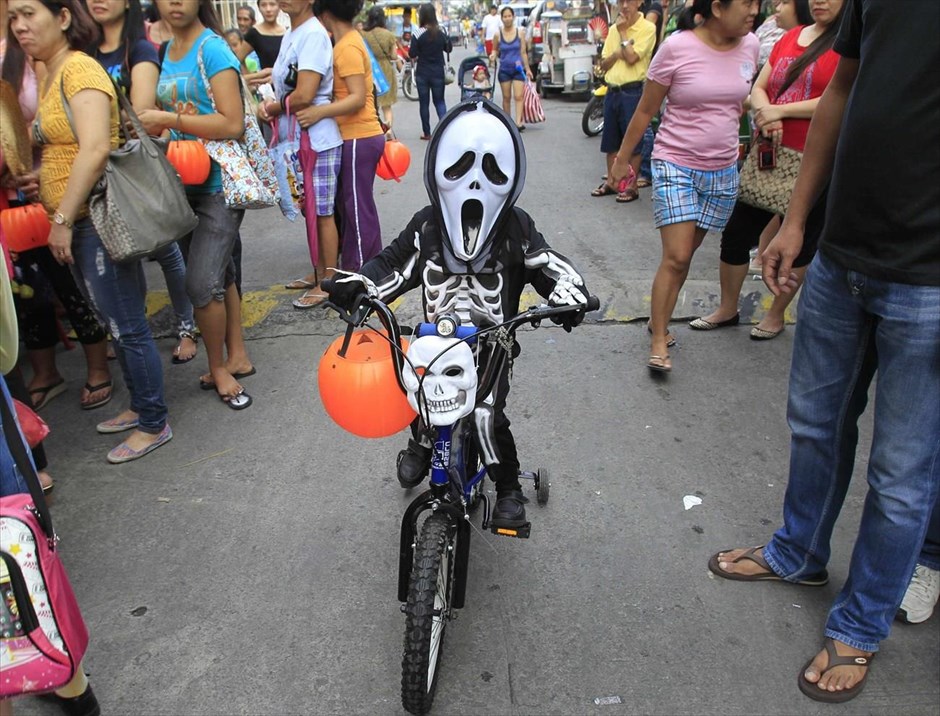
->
[166,140,211,186]
[0,204,51,252]
[376,140,411,182]
[318,329,416,438]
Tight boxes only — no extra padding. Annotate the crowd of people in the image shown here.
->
[0,0,937,712]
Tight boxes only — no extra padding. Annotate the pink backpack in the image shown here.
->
[1,397,88,698]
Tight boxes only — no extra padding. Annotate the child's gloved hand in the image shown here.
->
[321,273,371,313]
[548,276,589,332]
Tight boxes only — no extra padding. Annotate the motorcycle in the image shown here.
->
[581,72,605,137]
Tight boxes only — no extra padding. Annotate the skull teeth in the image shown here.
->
[426,397,461,412]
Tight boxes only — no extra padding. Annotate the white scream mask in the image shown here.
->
[402,336,478,426]
[433,108,517,264]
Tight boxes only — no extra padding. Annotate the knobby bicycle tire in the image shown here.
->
[401,513,456,715]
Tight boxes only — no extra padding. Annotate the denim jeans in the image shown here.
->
[152,242,195,334]
[0,376,30,497]
[640,126,654,181]
[70,218,168,434]
[763,251,940,652]
[416,72,446,136]
[919,497,940,570]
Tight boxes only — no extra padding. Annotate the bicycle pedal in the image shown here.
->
[490,522,531,539]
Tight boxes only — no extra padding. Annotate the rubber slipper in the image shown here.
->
[616,189,639,203]
[647,324,677,348]
[80,380,113,411]
[107,424,173,464]
[750,326,785,340]
[222,390,252,411]
[199,367,256,390]
[96,415,140,434]
[689,314,741,330]
[29,379,66,411]
[797,639,874,703]
[636,177,652,188]
[707,546,829,586]
[284,277,318,290]
[647,354,671,373]
[591,183,616,198]
[292,291,329,309]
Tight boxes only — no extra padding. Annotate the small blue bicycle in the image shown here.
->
[325,291,598,715]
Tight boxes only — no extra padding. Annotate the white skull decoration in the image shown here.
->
[401,336,478,426]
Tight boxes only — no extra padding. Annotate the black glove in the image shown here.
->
[321,275,367,314]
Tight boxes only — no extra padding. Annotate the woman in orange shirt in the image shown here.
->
[297,0,385,271]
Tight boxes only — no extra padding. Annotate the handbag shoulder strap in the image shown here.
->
[0,393,55,540]
[59,74,161,159]
[197,36,252,137]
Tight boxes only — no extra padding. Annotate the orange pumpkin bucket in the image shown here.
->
[376,140,411,182]
[166,140,211,185]
[0,204,51,252]
[318,329,416,438]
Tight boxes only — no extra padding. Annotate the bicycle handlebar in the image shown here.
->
[321,278,599,406]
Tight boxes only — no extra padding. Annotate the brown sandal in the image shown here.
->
[646,354,671,373]
[591,183,616,197]
[616,188,639,203]
[707,546,829,585]
[797,639,875,703]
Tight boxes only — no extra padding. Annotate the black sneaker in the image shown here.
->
[54,684,101,716]
[491,490,528,528]
[396,439,431,488]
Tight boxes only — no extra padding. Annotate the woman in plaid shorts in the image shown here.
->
[259,0,344,308]
[609,0,760,373]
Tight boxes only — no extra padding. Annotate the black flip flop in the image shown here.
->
[222,390,252,411]
[708,546,829,586]
[80,380,113,411]
[797,639,874,703]
[199,367,257,390]
[29,379,66,410]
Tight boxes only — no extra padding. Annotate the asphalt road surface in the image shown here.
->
[14,46,938,716]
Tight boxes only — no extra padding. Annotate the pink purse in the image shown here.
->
[1,397,88,698]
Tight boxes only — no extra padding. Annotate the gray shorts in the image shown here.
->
[182,192,245,308]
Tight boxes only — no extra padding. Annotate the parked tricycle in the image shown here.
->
[536,9,596,97]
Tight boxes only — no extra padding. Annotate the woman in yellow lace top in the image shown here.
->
[9,0,172,464]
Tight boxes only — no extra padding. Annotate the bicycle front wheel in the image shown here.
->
[401,513,456,715]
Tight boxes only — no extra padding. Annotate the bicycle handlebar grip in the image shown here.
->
[586,296,600,312]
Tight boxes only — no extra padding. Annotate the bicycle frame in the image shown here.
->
[327,293,598,610]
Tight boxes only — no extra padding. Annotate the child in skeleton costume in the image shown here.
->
[324,100,589,528]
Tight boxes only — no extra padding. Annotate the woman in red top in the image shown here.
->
[689,0,844,340]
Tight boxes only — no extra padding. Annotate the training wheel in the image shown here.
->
[536,467,550,505]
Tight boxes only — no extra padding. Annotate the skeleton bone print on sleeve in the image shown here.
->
[371,232,423,301]
[524,248,588,306]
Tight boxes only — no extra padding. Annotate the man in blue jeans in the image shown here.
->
[589,0,655,203]
[708,0,939,704]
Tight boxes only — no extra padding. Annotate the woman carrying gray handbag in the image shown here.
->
[24,0,173,463]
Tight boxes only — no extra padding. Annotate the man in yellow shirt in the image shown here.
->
[590,0,656,202]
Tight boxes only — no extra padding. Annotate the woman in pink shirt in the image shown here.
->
[609,0,760,374]
[691,0,844,340]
